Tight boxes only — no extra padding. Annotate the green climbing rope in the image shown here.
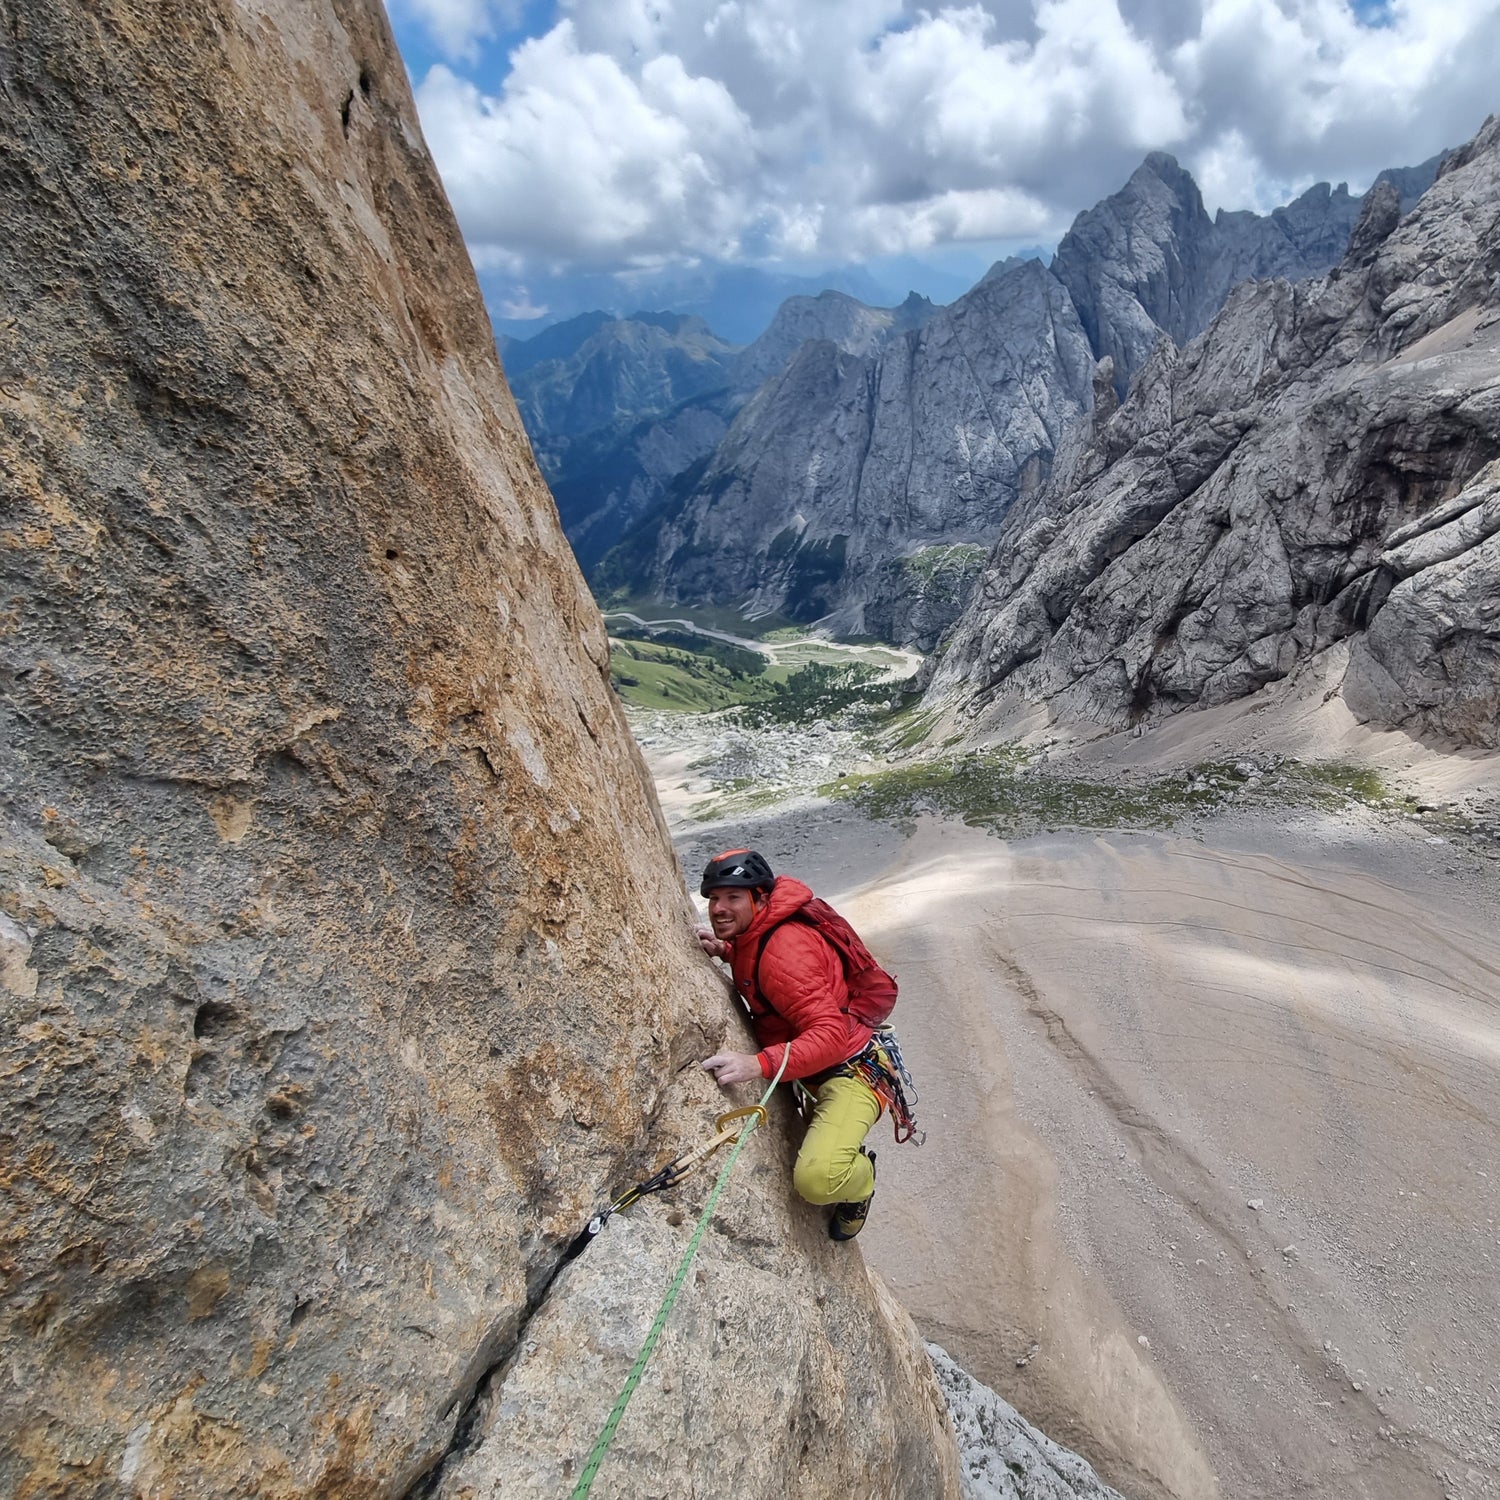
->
[569,1048,790,1498]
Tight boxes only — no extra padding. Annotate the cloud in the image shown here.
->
[396,0,523,62]
[417,24,753,269]
[497,286,549,319]
[1174,0,1500,206]
[409,0,1500,273]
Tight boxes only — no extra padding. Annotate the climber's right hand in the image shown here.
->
[695,925,730,961]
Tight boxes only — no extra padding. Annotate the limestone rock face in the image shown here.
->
[644,259,1097,642]
[1345,458,1500,745]
[430,1164,961,1498]
[731,288,940,395]
[928,1346,1127,1500]
[930,118,1500,747]
[0,4,961,1496]
[1051,151,1440,397]
[863,544,992,654]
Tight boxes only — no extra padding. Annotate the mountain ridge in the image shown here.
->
[594,150,1440,644]
[926,119,1499,748]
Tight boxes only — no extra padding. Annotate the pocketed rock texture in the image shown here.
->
[930,115,1500,747]
[0,4,959,1497]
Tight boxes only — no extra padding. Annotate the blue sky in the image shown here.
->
[390,1,558,90]
[386,1,1499,316]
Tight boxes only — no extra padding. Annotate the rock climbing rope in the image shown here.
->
[568,1045,791,1498]
[564,1103,768,1260]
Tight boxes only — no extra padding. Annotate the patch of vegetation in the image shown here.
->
[1286,761,1393,806]
[610,625,766,677]
[828,746,1171,833]
[899,543,987,585]
[760,641,881,680]
[609,639,751,712]
[608,623,922,722]
[826,751,1412,838]
[879,696,941,753]
[737,662,911,728]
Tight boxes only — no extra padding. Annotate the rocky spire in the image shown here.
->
[929,116,1500,748]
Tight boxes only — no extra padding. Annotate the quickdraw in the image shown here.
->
[564,1103,767,1260]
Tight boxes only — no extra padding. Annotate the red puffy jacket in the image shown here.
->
[726,877,873,1081]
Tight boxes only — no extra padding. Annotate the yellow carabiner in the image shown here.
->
[715,1104,767,1133]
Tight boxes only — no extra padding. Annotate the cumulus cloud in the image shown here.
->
[1176,0,1500,206]
[408,0,1500,273]
[396,0,523,62]
[417,24,753,269]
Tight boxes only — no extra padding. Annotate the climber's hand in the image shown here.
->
[695,925,731,960]
[701,1051,762,1088]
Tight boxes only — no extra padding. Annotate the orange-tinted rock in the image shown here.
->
[0,3,958,1495]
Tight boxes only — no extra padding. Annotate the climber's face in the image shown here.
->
[707,886,760,939]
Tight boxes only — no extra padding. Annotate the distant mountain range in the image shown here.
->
[503,151,1443,648]
[502,292,942,572]
[483,255,983,344]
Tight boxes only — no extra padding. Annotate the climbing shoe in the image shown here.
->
[829,1148,876,1241]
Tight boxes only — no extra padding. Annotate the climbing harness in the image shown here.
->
[827,1026,925,1145]
[568,1046,791,1499]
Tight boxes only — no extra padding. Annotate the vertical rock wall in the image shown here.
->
[0,3,959,1495]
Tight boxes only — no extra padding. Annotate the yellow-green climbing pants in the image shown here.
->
[792,1072,880,1206]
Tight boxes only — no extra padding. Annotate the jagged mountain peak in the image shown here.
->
[729,282,941,394]
[979,252,1047,286]
[1051,145,1415,396]
[620,308,725,337]
[547,140,1450,652]
[930,111,1500,747]
[1136,148,1197,187]
[1435,109,1500,178]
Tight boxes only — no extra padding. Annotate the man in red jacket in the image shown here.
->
[697,849,880,1240]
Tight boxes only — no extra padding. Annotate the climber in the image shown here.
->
[697,848,914,1241]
